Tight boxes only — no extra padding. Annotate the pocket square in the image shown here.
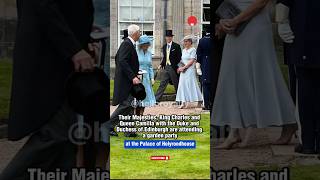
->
[171,49,176,52]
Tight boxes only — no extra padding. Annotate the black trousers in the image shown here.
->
[296,67,320,151]
[0,104,77,180]
[155,66,179,102]
[203,82,212,109]
[109,95,134,129]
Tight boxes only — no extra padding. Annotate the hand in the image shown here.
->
[177,67,185,73]
[196,63,202,76]
[158,65,163,70]
[88,43,100,63]
[220,19,238,34]
[71,50,95,72]
[278,23,295,43]
[151,79,155,85]
[133,77,141,85]
[215,24,225,39]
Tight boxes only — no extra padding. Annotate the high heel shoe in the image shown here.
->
[272,124,298,145]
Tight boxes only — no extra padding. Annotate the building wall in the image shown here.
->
[110,0,206,71]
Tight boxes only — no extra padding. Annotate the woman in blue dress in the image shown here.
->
[136,35,156,114]
[176,35,203,109]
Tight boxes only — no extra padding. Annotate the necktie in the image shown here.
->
[166,44,171,65]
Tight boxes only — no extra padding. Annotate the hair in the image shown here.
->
[128,24,140,36]
[184,39,193,44]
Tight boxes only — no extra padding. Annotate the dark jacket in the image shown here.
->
[279,0,320,68]
[112,38,139,106]
[197,35,213,83]
[9,0,94,140]
[160,42,182,72]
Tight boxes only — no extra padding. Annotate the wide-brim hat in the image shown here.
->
[165,30,174,37]
[138,35,153,45]
[131,83,146,100]
[66,68,109,114]
[181,34,198,43]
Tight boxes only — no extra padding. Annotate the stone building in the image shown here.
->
[109,0,210,72]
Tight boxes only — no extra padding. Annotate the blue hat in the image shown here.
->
[138,35,153,45]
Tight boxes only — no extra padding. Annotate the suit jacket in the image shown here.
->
[279,0,320,68]
[9,0,94,140]
[112,38,139,106]
[197,36,213,83]
[160,42,182,72]
[210,0,225,103]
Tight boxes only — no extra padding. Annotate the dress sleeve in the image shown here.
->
[190,48,197,60]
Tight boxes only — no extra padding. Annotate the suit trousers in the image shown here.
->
[0,103,77,180]
[296,67,320,152]
[109,95,134,129]
[155,66,179,102]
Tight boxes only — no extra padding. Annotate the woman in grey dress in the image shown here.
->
[211,0,297,149]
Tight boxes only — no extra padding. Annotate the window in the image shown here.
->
[118,0,155,54]
[202,1,210,35]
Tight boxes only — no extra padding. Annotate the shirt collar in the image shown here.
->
[167,41,173,46]
[128,36,136,46]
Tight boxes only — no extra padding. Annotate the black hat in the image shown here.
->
[131,83,146,100]
[122,29,128,39]
[165,30,174,37]
[66,68,109,114]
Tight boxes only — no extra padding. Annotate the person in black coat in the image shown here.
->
[109,24,141,137]
[0,0,95,179]
[155,30,182,102]
[210,0,227,139]
[276,0,320,154]
[197,31,213,110]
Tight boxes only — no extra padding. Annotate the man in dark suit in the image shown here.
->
[155,30,182,102]
[277,0,320,154]
[210,0,227,139]
[197,31,213,110]
[109,24,141,137]
[0,0,95,179]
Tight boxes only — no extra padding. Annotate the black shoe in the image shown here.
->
[110,129,118,136]
[294,144,316,154]
[124,132,138,137]
[202,107,210,110]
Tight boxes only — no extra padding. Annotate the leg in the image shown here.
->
[155,68,171,102]
[296,67,317,153]
[214,128,241,150]
[0,104,77,180]
[203,83,211,109]
[167,66,179,92]
[109,96,134,130]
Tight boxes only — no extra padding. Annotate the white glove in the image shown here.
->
[195,62,202,76]
[276,3,294,43]
[278,23,295,43]
[151,79,155,85]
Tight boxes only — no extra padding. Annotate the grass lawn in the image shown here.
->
[110,80,176,100]
[0,58,12,122]
[110,114,211,179]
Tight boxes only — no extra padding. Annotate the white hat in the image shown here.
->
[181,34,198,43]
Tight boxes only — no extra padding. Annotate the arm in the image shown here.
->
[159,45,166,68]
[220,0,270,33]
[196,40,203,64]
[148,53,155,84]
[233,0,270,25]
[35,0,84,60]
[118,43,137,81]
[276,1,294,43]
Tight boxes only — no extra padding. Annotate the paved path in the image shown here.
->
[1,102,319,173]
